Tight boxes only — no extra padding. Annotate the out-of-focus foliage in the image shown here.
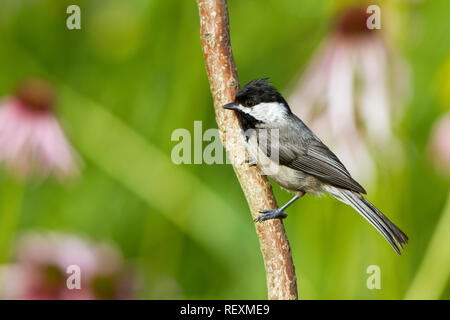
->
[0,0,449,299]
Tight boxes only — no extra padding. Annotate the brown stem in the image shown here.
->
[196,0,298,300]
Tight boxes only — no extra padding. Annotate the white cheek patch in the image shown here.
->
[247,102,287,122]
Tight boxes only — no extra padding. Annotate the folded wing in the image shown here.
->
[278,137,367,194]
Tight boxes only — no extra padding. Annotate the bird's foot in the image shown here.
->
[254,209,287,222]
[245,157,257,167]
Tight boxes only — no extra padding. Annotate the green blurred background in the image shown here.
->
[0,0,449,299]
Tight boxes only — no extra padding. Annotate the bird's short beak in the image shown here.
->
[222,102,239,110]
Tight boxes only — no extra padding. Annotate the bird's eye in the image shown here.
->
[246,99,255,107]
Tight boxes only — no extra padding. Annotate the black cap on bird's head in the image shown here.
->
[222,78,291,129]
[223,78,289,109]
[236,78,289,108]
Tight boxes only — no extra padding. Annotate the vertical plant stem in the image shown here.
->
[405,189,450,299]
[196,0,298,299]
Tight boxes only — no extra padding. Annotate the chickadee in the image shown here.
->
[223,78,408,254]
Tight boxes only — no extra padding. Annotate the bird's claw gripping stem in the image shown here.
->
[245,157,257,167]
[254,194,301,222]
[255,209,288,222]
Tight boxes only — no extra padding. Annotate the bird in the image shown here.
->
[222,78,408,255]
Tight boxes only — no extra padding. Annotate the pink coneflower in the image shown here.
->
[0,78,78,179]
[0,232,134,300]
[289,6,409,184]
[429,112,450,177]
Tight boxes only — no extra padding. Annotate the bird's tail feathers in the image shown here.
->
[325,186,408,255]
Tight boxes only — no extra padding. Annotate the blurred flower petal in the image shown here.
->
[1,232,134,300]
[289,6,409,185]
[430,112,450,176]
[0,79,79,180]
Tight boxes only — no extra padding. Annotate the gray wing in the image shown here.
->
[268,121,367,194]
[282,140,366,194]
